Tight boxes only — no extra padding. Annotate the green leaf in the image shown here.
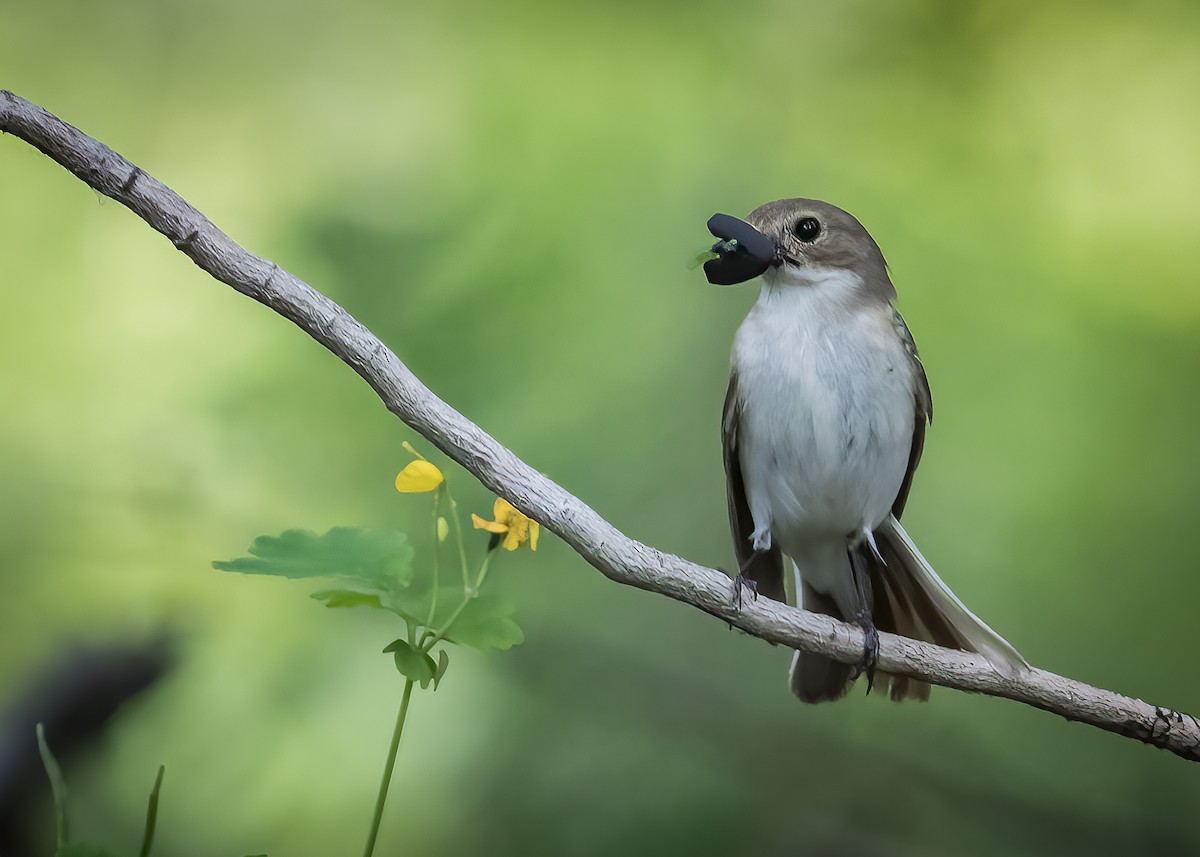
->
[310,590,384,610]
[443,594,524,651]
[213,528,414,591]
[378,573,523,651]
[384,639,436,684]
[214,527,524,651]
[433,649,450,690]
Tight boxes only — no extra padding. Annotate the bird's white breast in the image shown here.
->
[732,272,916,557]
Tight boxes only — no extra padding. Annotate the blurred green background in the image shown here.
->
[3,0,1199,854]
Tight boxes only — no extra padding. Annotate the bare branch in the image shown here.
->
[3,89,1197,762]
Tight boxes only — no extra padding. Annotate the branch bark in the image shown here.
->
[3,89,1197,762]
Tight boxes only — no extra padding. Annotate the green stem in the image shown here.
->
[36,724,68,850]
[139,765,166,857]
[362,679,416,857]
[425,487,442,628]
[444,488,471,589]
[422,548,495,652]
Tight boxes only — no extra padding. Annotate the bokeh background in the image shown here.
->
[3,1,1199,854]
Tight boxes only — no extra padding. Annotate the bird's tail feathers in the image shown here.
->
[872,514,1028,685]
[789,562,856,703]
[787,516,1027,704]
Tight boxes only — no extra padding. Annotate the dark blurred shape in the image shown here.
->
[703,214,777,285]
[0,635,176,856]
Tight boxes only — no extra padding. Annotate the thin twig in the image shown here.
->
[3,89,1197,762]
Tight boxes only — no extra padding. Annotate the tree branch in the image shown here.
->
[3,89,1197,762]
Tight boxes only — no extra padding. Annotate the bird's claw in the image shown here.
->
[858,618,880,694]
[732,573,758,612]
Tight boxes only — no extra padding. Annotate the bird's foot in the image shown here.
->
[855,611,880,694]
[846,543,880,692]
[731,572,758,613]
[727,545,771,613]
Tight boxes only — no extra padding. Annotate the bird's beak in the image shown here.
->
[701,214,782,285]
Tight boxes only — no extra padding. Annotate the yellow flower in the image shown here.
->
[471,498,540,551]
[395,460,444,493]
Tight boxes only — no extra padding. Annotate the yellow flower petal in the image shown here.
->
[471,514,509,534]
[395,460,444,493]
[436,516,449,543]
[476,497,539,551]
[493,497,518,526]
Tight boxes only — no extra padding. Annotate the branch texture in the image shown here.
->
[3,89,1197,762]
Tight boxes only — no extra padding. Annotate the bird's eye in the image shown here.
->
[792,217,821,242]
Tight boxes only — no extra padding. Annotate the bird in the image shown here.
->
[705,198,1027,702]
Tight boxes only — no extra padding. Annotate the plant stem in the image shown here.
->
[362,679,416,857]
[425,487,442,628]
[35,724,69,850]
[139,765,166,857]
[422,548,495,652]
[444,488,471,589]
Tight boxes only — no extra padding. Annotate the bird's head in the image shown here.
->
[702,198,893,300]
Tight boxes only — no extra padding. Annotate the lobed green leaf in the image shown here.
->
[310,590,385,610]
[215,527,523,651]
[213,527,414,591]
[441,594,524,651]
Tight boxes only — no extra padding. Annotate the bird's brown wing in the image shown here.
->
[722,371,786,602]
[870,310,940,701]
[891,309,933,519]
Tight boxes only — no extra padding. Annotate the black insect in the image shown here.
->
[702,213,778,286]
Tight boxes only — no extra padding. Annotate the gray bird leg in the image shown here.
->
[730,549,763,611]
[848,545,879,692]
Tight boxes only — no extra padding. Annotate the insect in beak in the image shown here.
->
[701,214,780,285]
